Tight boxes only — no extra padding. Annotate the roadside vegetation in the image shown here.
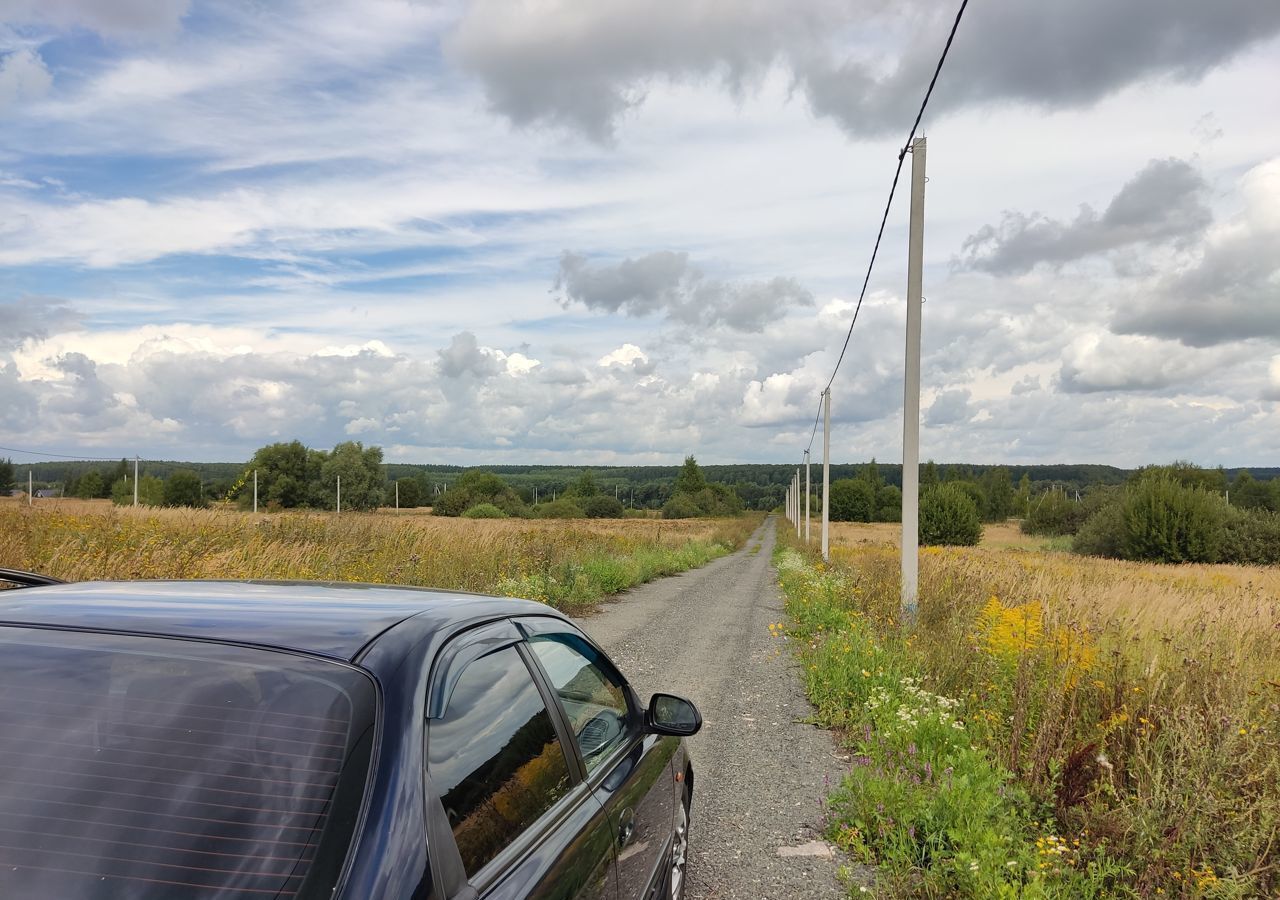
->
[775,523,1280,898]
[0,501,760,613]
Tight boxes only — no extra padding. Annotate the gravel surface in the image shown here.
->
[574,517,852,899]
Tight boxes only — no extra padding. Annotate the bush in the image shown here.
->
[661,494,702,519]
[1219,507,1280,565]
[919,484,981,546]
[582,495,625,519]
[875,484,902,522]
[163,469,206,508]
[1120,475,1226,563]
[434,471,527,517]
[829,479,874,522]
[1071,497,1126,557]
[534,499,585,519]
[1022,489,1075,535]
[461,503,507,519]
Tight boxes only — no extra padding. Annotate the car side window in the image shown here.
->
[529,633,632,772]
[428,645,573,877]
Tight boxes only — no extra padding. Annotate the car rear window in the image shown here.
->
[0,627,377,899]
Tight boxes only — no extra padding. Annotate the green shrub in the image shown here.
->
[534,499,585,519]
[919,484,981,546]
[1120,475,1226,563]
[875,484,902,522]
[1219,507,1280,565]
[163,469,207,508]
[582,495,625,518]
[1022,489,1075,535]
[434,471,527,517]
[661,494,702,519]
[1072,497,1126,557]
[829,479,874,522]
[461,502,507,519]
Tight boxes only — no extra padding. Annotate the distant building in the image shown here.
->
[35,489,59,499]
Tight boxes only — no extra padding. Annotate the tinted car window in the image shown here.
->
[428,645,572,876]
[529,634,631,771]
[0,627,376,899]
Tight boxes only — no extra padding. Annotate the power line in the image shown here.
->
[821,0,970,396]
[0,444,133,462]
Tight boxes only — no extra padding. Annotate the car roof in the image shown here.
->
[0,580,557,661]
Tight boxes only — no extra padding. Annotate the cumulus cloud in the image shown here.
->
[957,159,1211,274]
[1266,357,1280,401]
[554,251,813,332]
[0,0,190,39]
[0,298,82,351]
[1113,157,1280,347]
[437,331,502,379]
[1057,333,1226,393]
[448,0,1280,140]
[0,48,52,110]
[925,389,972,426]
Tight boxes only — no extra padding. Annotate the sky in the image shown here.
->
[1,0,1278,468]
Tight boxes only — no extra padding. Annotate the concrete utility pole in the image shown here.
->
[822,389,830,562]
[28,470,33,506]
[395,480,399,510]
[794,470,801,538]
[804,450,811,543]
[133,457,139,508]
[253,469,258,514]
[337,475,342,516]
[901,136,926,615]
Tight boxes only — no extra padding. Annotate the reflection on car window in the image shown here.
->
[428,646,572,876]
[0,628,376,899]
[529,634,631,771]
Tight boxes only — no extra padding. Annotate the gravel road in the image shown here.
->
[574,516,850,899]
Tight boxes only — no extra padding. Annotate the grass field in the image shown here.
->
[0,498,760,611]
[777,520,1280,898]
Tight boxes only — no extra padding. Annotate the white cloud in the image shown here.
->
[0,0,191,39]
[0,48,52,109]
[598,344,647,368]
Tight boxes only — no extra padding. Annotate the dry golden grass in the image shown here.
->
[0,498,759,610]
[824,518,1280,643]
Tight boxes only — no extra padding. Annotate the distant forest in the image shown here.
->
[10,456,1279,513]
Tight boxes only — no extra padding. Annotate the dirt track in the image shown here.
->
[575,517,849,899]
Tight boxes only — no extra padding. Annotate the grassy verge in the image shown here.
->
[0,503,762,613]
[773,538,1279,898]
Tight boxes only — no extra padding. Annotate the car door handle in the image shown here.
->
[617,807,636,847]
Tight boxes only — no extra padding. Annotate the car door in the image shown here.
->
[425,621,618,900]
[517,618,678,900]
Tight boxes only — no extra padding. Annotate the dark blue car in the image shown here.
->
[0,571,701,900]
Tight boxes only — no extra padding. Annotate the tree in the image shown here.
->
[572,470,600,498]
[317,442,386,511]
[978,467,1016,522]
[875,484,902,522]
[242,441,315,509]
[434,471,525,517]
[0,458,13,496]
[829,479,875,522]
[1016,473,1033,516]
[138,474,164,506]
[919,484,982,546]
[393,477,423,508]
[673,456,707,495]
[163,469,206,508]
[860,458,882,488]
[75,471,104,500]
[921,460,939,488]
[1231,470,1276,512]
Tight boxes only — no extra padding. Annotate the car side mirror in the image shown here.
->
[645,693,702,736]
